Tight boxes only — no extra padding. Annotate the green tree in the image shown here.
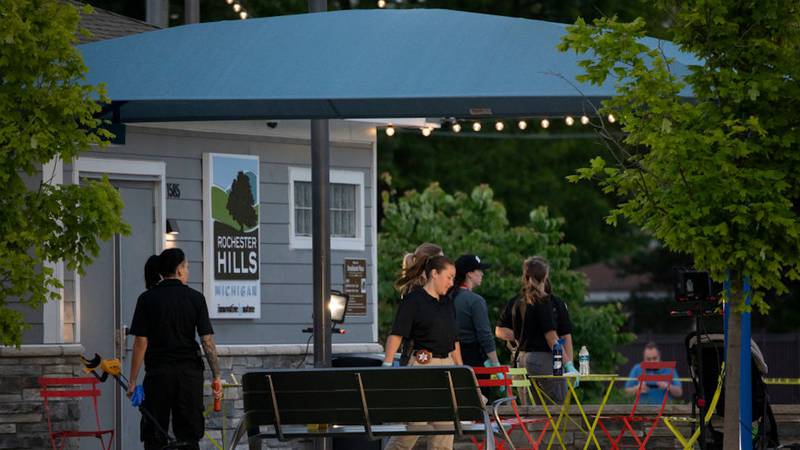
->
[560,1,800,443]
[226,171,258,231]
[378,133,647,266]
[378,182,634,377]
[0,0,129,346]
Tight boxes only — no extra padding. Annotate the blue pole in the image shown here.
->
[740,276,752,449]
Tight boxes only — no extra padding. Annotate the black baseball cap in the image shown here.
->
[455,254,491,277]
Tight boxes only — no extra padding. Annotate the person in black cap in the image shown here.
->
[453,255,500,369]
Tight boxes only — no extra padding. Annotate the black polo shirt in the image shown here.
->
[497,295,557,353]
[390,286,458,356]
[552,296,573,336]
[129,279,214,369]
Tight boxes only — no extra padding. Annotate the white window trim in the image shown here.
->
[42,158,64,344]
[288,167,365,251]
[67,157,166,344]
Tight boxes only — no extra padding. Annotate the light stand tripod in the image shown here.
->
[672,267,722,450]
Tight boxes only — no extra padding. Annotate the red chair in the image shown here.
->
[596,361,676,450]
[470,366,550,450]
[39,376,114,450]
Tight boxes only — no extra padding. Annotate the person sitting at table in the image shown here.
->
[624,342,683,404]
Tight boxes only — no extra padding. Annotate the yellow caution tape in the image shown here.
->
[664,362,725,450]
[764,378,800,385]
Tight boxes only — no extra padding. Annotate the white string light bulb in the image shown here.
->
[495,121,504,131]
[540,119,550,129]
[421,127,432,137]
[377,0,386,7]
[233,3,241,12]
[607,113,616,123]
[565,116,574,126]
[518,120,527,130]
[226,0,233,4]
[239,11,248,19]
[472,122,481,132]
[452,122,461,133]
[580,115,590,125]
[385,125,395,136]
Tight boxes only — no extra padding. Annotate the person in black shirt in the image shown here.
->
[495,256,564,402]
[392,243,443,365]
[127,248,222,450]
[382,255,462,450]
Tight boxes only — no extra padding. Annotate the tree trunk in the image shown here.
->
[723,288,743,449]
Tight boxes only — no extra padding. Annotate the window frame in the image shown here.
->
[288,167,365,251]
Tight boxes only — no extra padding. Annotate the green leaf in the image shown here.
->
[661,118,672,134]
[0,0,125,347]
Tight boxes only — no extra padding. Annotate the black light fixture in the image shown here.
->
[166,219,180,235]
[302,290,349,334]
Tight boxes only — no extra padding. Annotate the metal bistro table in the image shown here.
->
[528,374,618,450]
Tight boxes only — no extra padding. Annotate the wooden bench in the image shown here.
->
[229,366,503,450]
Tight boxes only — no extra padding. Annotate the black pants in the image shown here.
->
[141,361,204,450]
[460,341,487,367]
[461,341,497,400]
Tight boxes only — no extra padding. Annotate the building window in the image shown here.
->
[289,167,365,250]
[294,181,357,238]
[294,181,312,236]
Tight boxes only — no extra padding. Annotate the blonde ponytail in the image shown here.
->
[394,243,443,296]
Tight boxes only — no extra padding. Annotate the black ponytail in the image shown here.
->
[144,255,161,289]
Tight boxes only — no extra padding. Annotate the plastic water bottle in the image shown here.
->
[579,346,590,376]
[552,339,564,376]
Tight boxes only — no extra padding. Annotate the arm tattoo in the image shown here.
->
[201,335,221,379]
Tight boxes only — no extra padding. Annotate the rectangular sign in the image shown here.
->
[343,258,367,316]
[203,153,260,319]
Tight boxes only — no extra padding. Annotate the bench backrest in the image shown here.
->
[242,366,484,427]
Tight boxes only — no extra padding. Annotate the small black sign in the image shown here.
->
[167,183,181,199]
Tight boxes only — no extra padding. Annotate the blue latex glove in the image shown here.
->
[484,359,506,393]
[564,361,580,388]
[131,385,145,407]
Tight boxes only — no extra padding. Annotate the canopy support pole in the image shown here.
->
[311,117,332,368]
[309,0,331,367]
[310,8,332,450]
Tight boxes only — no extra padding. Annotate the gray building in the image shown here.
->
[6,120,387,449]
[1,6,404,449]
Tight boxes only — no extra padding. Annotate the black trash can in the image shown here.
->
[331,354,384,450]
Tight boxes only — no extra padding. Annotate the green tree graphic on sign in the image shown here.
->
[226,171,258,231]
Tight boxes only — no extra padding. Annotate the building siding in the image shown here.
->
[72,122,378,346]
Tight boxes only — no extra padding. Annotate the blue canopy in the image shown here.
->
[79,9,697,122]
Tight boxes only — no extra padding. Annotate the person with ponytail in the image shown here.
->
[394,242,443,297]
[127,249,222,450]
[495,256,564,402]
[382,254,462,450]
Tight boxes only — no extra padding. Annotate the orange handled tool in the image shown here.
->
[212,379,222,412]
